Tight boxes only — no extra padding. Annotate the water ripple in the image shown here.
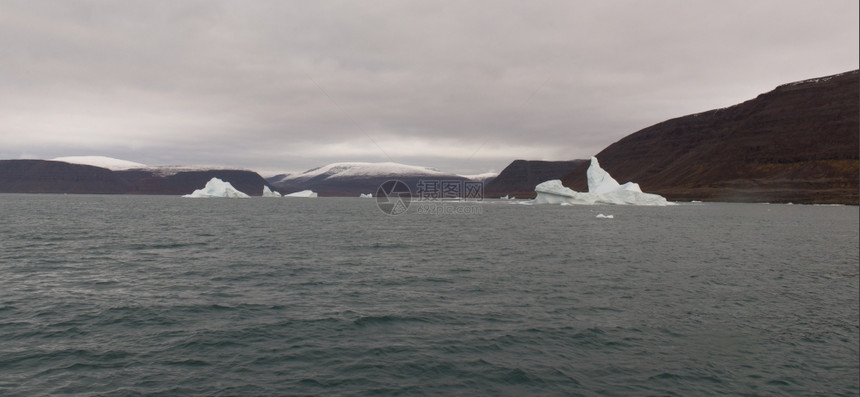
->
[0,196,857,396]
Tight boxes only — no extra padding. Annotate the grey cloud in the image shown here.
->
[0,0,857,174]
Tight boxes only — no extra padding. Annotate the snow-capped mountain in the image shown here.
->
[459,172,498,182]
[141,165,243,177]
[0,157,273,196]
[268,161,478,197]
[269,162,451,184]
[51,156,147,171]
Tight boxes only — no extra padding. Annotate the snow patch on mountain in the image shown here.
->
[143,165,245,177]
[271,162,452,184]
[781,70,857,87]
[47,156,252,176]
[459,172,498,181]
[51,156,147,171]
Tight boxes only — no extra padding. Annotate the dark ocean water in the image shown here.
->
[1,194,857,396]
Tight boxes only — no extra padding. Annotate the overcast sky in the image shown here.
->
[1,0,857,175]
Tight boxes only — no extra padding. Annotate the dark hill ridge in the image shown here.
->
[484,160,587,199]
[561,70,859,204]
[0,160,132,194]
[0,160,273,196]
[116,169,272,196]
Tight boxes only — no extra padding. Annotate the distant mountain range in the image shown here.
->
[1,70,857,203]
[50,156,147,171]
[267,162,487,197]
[561,70,858,204]
[0,159,271,196]
[0,158,491,197]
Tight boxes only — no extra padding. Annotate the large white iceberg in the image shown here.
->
[262,185,282,197]
[183,177,250,198]
[284,190,318,198]
[534,157,669,206]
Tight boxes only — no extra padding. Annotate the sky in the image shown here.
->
[1,1,857,176]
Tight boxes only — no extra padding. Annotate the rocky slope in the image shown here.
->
[561,70,859,204]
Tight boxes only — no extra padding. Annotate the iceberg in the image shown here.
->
[183,177,250,198]
[284,190,318,198]
[534,157,669,206]
[262,186,282,197]
[533,180,597,205]
[359,193,373,198]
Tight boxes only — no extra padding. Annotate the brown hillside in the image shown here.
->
[484,159,587,199]
[561,70,859,204]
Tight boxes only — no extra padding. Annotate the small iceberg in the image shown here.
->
[533,157,669,206]
[262,186,282,197]
[285,190,318,198]
[183,177,250,198]
[596,213,614,219]
[359,193,373,198]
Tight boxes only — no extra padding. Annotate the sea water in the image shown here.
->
[1,195,857,396]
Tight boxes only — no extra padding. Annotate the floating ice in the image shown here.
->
[587,157,621,194]
[534,157,669,206]
[359,193,373,198]
[262,186,282,197]
[183,177,250,198]
[285,190,318,198]
[533,180,596,205]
